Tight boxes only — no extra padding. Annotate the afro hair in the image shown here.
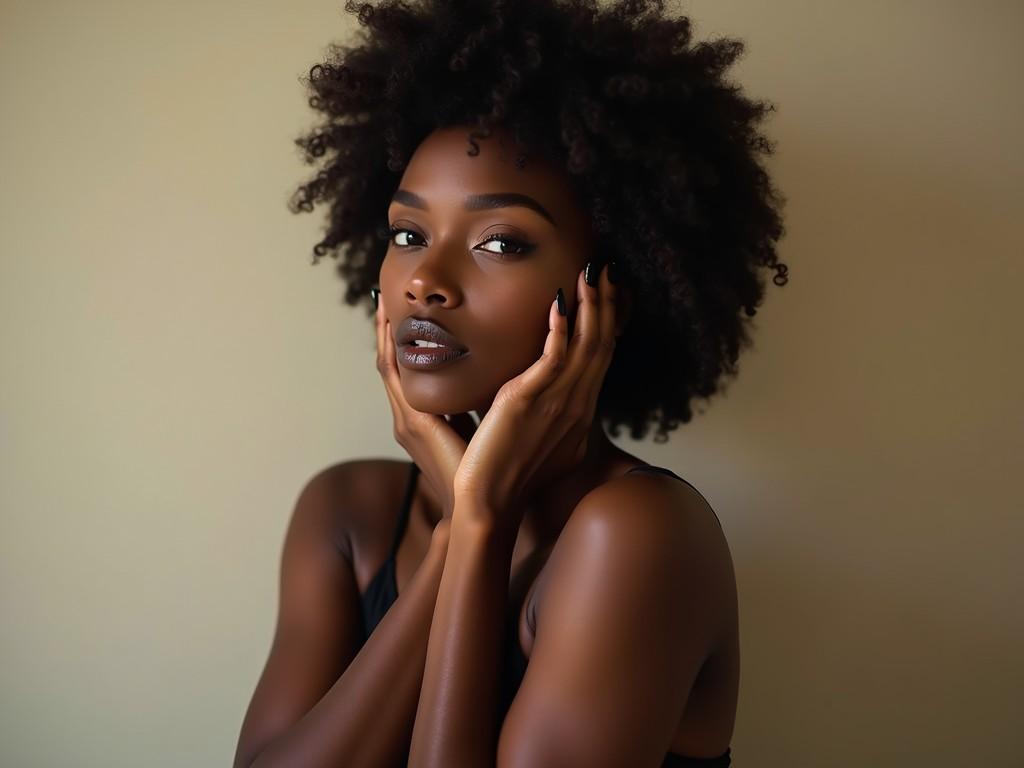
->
[289,0,789,442]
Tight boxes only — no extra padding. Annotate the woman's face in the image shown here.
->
[379,124,594,416]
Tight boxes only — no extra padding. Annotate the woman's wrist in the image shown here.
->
[430,517,452,552]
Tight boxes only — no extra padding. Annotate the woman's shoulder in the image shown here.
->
[530,463,736,673]
[293,457,411,563]
[546,463,733,597]
[580,462,722,533]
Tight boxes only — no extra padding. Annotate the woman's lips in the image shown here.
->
[395,315,469,371]
[397,343,469,371]
[396,316,468,351]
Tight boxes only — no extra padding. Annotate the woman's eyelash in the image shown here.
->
[387,226,535,257]
[476,233,536,256]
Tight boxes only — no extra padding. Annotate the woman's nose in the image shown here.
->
[404,249,464,307]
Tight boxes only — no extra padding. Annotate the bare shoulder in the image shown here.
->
[291,458,409,564]
[500,469,738,765]
[570,468,729,553]
[537,468,735,645]
[232,459,407,767]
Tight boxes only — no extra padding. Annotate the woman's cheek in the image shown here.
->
[503,294,555,377]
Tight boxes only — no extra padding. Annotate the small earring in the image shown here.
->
[370,287,380,309]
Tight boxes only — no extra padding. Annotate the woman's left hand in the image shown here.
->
[453,260,619,532]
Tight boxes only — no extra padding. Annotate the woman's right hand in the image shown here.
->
[374,297,476,522]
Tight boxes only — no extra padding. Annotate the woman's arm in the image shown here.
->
[234,466,452,768]
[406,269,619,767]
[408,500,516,767]
[407,477,722,768]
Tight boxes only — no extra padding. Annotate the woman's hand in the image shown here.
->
[374,296,477,522]
[453,261,619,531]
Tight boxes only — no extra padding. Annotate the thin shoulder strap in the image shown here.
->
[388,461,419,556]
[626,464,722,528]
[626,464,701,493]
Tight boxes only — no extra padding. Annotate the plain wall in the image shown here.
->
[2,1,1021,765]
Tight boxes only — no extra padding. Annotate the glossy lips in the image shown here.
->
[395,316,469,371]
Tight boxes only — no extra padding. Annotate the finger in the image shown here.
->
[374,293,398,388]
[379,318,411,424]
[509,289,570,401]
[374,296,409,396]
[381,317,401,390]
[374,290,384,360]
[574,260,618,415]
[552,263,601,397]
[373,296,398,398]
[382,319,423,414]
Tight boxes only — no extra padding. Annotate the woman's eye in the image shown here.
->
[388,227,535,258]
[389,227,425,248]
[476,233,535,258]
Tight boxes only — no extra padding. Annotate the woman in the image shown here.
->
[234,0,788,765]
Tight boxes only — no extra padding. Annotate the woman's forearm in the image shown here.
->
[249,525,450,768]
[408,504,516,768]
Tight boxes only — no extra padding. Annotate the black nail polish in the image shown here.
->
[370,287,379,309]
[556,287,566,316]
[584,260,599,287]
[607,259,620,284]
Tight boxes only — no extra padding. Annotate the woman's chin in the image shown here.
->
[401,386,487,418]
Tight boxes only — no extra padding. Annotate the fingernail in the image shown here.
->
[607,259,621,284]
[556,287,566,316]
[584,260,599,287]
[370,287,380,309]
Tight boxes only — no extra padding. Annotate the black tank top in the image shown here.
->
[357,461,732,767]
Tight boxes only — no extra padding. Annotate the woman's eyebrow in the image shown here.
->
[390,188,558,227]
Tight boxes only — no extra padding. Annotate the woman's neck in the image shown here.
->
[523,421,638,549]
[416,417,640,551]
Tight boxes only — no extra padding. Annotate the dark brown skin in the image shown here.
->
[233,125,739,767]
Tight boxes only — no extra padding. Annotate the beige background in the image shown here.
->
[2,1,1021,766]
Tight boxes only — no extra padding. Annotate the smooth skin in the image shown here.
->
[233,125,739,767]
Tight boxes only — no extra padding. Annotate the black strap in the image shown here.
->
[626,464,676,477]
[389,461,419,556]
[626,464,699,493]
[626,465,722,529]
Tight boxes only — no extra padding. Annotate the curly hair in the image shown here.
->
[289,0,789,442]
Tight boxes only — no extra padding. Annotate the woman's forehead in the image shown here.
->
[396,125,589,234]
